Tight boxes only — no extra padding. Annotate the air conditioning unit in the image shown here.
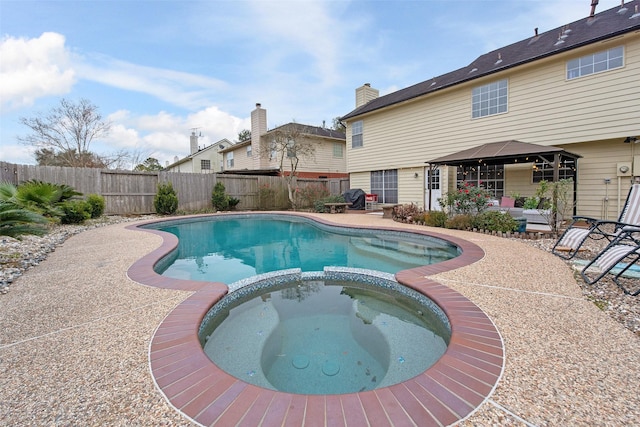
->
[618,162,632,177]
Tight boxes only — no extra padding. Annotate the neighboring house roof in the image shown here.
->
[268,123,346,140]
[428,140,581,167]
[219,139,250,153]
[341,1,640,121]
[219,123,345,154]
[165,138,232,169]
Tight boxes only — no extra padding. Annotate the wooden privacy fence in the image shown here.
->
[0,162,349,215]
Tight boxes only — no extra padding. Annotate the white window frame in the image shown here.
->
[567,46,623,80]
[472,79,508,118]
[351,120,363,148]
[226,152,234,168]
[246,145,252,157]
[200,159,211,170]
[333,142,343,158]
[370,169,398,204]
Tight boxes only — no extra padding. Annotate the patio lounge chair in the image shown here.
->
[552,184,640,259]
[580,227,640,296]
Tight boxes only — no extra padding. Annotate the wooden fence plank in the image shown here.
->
[0,162,348,215]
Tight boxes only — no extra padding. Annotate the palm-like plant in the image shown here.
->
[9,180,82,218]
[0,200,48,239]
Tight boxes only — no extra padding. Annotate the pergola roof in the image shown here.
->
[427,140,580,167]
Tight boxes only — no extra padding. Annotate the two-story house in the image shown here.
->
[341,1,640,219]
[165,133,232,173]
[220,103,348,179]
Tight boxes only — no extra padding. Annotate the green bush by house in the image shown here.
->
[154,182,178,215]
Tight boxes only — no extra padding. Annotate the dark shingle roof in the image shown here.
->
[269,123,346,140]
[341,1,640,121]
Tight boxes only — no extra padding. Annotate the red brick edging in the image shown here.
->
[127,213,503,426]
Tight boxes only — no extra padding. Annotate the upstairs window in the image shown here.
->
[567,46,623,80]
[286,139,295,158]
[226,152,234,168]
[246,145,252,157]
[333,142,344,158]
[200,159,211,170]
[472,79,508,118]
[352,120,363,148]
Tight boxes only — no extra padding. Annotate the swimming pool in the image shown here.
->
[146,214,460,284]
[129,212,503,426]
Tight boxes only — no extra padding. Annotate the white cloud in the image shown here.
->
[0,143,34,164]
[75,54,229,110]
[247,0,349,86]
[101,107,251,167]
[0,32,76,111]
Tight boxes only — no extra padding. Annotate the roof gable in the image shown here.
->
[268,122,346,140]
[342,1,640,120]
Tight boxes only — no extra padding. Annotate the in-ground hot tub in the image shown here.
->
[199,269,451,395]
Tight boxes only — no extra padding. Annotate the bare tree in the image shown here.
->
[259,123,317,209]
[19,98,112,168]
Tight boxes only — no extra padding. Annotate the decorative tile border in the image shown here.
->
[127,212,503,426]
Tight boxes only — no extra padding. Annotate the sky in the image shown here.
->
[0,0,624,168]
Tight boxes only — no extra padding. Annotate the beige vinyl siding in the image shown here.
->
[264,137,346,175]
[398,167,425,208]
[231,147,254,170]
[346,34,640,174]
[562,140,634,220]
[504,163,539,198]
[349,172,370,193]
[294,138,346,175]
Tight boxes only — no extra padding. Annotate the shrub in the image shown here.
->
[296,184,329,209]
[314,195,345,213]
[85,194,105,218]
[0,198,48,239]
[445,214,473,230]
[211,182,230,211]
[12,180,81,219]
[154,182,178,215]
[424,210,447,227]
[523,196,539,210]
[392,203,423,222]
[59,200,91,224]
[472,211,518,232]
[440,182,492,216]
[228,197,241,210]
[258,184,276,210]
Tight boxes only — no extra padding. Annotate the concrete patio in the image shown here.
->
[1,213,638,426]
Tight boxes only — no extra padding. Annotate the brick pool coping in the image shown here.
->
[126,212,503,426]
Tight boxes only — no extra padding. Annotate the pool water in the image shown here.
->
[152,215,459,284]
[200,277,450,394]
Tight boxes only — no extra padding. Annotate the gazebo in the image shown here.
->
[426,140,581,211]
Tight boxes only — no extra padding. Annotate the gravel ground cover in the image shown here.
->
[1,213,638,425]
[0,215,157,294]
[2,216,637,335]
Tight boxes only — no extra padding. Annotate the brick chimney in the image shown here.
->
[355,83,379,108]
